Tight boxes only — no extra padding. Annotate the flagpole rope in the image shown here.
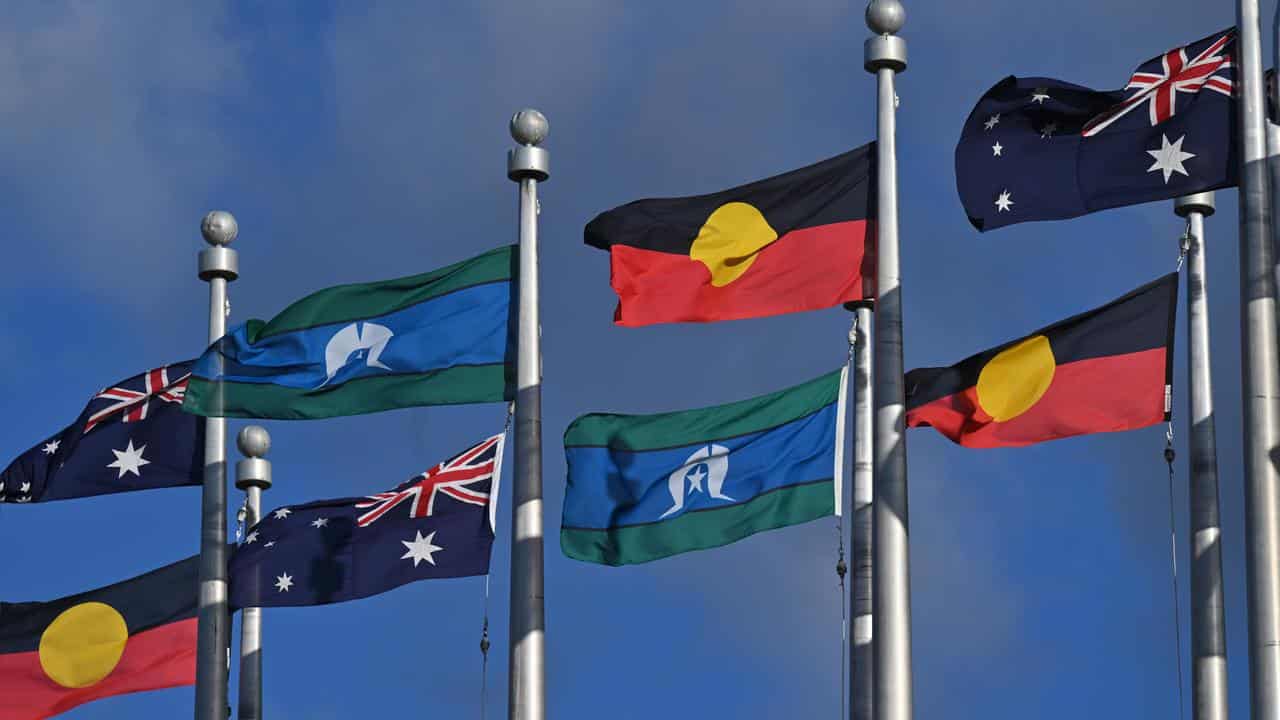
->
[1177,219,1191,272]
[836,521,848,720]
[1164,425,1186,720]
[835,320,856,720]
[480,573,492,720]
[234,498,248,543]
[480,402,514,720]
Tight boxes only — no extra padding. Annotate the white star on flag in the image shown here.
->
[995,190,1014,213]
[275,573,294,592]
[311,517,329,528]
[1031,88,1050,104]
[20,482,31,493]
[1147,133,1196,183]
[273,508,292,520]
[244,531,259,545]
[984,113,1000,130]
[42,440,60,455]
[107,440,151,478]
[264,541,276,548]
[401,530,444,567]
[1039,122,1057,139]
[992,141,1003,157]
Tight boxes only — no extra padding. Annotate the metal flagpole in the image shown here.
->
[864,3,911,720]
[507,109,549,720]
[1268,18,1280,294]
[196,211,238,720]
[235,426,272,720]
[1234,4,1280,719]
[1175,193,1230,720]
[845,301,875,720]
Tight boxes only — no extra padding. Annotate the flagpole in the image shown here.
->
[864,3,911,720]
[1234,4,1280,719]
[1175,193,1230,720]
[235,426,271,720]
[196,211,238,720]
[1267,21,1280,293]
[844,301,875,720]
[507,109,549,720]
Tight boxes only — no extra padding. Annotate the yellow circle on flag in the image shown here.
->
[690,202,779,287]
[975,334,1056,422]
[38,601,129,688]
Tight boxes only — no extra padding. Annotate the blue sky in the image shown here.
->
[0,1,1262,718]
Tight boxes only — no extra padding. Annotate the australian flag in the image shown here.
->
[956,29,1239,231]
[0,362,204,504]
[229,433,504,608]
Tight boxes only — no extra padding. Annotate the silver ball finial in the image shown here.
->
[866,0,905,35]
[510,109,549,146]
[201,211,238,247]
[237,425,271,458]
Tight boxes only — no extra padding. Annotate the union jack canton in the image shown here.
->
[356,433,504,528]
[956,28,1240,231]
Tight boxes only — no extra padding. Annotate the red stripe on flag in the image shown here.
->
[608,219,874,326]
[905,348,1167,448]
[0,617,196,720]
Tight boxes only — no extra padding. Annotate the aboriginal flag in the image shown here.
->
[906,274,1177,448]
[0,556,198,719]
[585,144,876,326]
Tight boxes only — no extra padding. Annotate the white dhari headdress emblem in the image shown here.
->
[660,444,734,519]
[320,321,393,387]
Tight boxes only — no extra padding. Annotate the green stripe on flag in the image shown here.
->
[563,369,842,451]
[560,480,834,565]
[184,364,509,419]
[251,245,516,341]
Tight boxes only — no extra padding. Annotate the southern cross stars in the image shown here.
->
[273,508,292,520]
[1031,88,1050,104]
[107,440,150,478]
[1039,122,1057,139]
[41,440,60,455]
[244,530,259,545]
[311,517,329,528]
[401,530,444,567]
[275,573,294,592]
[995,190,1014,213]
[1147,133,1196,183]
[992,141,1003,156]
[984,113,1000,131]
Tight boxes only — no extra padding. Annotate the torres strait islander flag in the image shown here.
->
[905,274,1177,448]
[184,246,515,420]
[0,556,198,720]
[585,144,876,325]
[562,369,848,565]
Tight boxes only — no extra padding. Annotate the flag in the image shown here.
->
[1,362,203,504]
[956,29,1238,231]
[183,246,516,420]
[906,274,1177,448]
[229,433,504,608]
[585,145,876,326]
[561,369,848,565]
[0,556,198,720]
